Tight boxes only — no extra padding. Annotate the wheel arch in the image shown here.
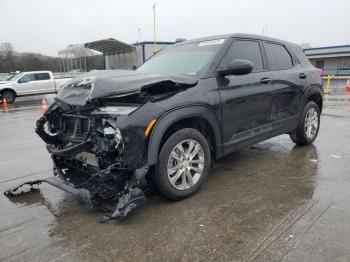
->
[147,105,222,166]
[301,85,323,113]
[1,88,17,96]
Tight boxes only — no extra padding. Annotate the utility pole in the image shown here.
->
[135,27,141,67]
[153,3,157,54]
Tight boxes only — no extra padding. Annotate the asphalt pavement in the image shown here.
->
[1,83,350,261]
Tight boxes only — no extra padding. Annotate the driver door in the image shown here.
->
[16,73,36,95]
[217,39,274,155]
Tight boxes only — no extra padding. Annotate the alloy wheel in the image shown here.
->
[304,107,319,139]
[167,139,205,190]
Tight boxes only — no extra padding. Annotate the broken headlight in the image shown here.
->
[103,124,123,149]
[114,128,122,146]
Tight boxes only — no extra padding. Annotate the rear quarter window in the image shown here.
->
[289,45,314,67]
[264,42,293,70]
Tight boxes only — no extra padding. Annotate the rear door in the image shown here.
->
[263,42,306,135]
[217,38,274,155]
[33,72,55,93]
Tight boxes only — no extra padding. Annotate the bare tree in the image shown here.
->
[0,42,103,73]
[0,42,16,70]
[58,44,102,72]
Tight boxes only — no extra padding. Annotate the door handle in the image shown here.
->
[299,73,307,79]
[260,77,272,84]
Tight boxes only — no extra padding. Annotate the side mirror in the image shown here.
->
[217,59,253,76]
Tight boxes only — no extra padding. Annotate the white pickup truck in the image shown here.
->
[0,71,72,103]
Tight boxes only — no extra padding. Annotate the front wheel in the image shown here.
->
[290,101,320,145]
[1,90,16,104]
[155,128,211,200]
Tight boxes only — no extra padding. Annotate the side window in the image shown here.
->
[35,73,50,81]
[264,42,293,70]
[19,74,35,83]
[225,40,264,72]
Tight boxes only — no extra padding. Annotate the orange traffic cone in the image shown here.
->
[2,98,9,111]
[41,96,48,113]
[345,79,350,91]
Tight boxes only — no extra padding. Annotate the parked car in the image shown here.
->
[0,71,71,103]
[5,34,323,220]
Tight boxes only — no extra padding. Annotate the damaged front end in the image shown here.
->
[7,102,149,221]
[4,70,197,221]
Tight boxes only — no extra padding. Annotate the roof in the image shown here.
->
[171,33,297,47]
[303,45,350,59]
[18,71,51,74]
[84,38,136,55]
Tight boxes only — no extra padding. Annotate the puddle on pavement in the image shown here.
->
[1,136,321,261]
[2,93,350,261]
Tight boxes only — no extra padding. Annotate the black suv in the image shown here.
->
[5,34,323,220]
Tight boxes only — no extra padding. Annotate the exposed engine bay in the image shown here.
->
[4,70,197,221]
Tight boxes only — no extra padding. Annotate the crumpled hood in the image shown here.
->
[56,70,198,106]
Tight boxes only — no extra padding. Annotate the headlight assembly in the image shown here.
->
[103,125,123,149]
[114,128,123,148]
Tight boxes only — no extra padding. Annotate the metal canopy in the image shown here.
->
[84,38,136,55]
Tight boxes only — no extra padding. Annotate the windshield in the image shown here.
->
[137,39,226,76]
[11,73,24,81]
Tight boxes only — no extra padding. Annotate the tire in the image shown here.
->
[155,128,211,200]
[1,90,16,104]
[290,101,320,146]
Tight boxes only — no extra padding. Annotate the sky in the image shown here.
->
[0,0,349,56]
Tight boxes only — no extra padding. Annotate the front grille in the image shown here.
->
[62,114,91,139]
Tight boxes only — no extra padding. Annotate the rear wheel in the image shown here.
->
[155,128,211,200]
[1,90,16,104]
[290,101,320,145]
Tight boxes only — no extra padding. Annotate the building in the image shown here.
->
[84,38,175,70]
[304,45,350,76]
[132,41,176,66]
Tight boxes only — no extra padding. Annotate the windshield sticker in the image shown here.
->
[198,39,225,47]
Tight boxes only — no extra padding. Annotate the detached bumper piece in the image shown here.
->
[4,177,94,207]
[4,164,148,222]
[102,187,147,222]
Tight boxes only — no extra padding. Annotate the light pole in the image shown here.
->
[153,3,157,54]
[138,27,141,43]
